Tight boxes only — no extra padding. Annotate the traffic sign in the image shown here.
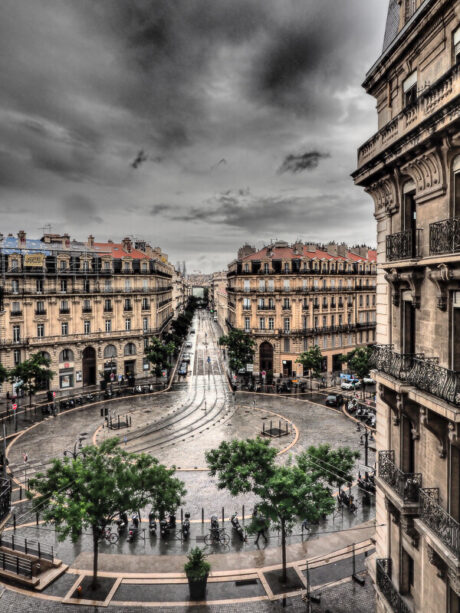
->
[207,357,211,363]
[261,371,266,377]
[110,373,115,381]
[12,403,17,411]
[53,391,56,398]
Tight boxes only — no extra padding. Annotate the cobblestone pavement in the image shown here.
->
[0,572,375,612]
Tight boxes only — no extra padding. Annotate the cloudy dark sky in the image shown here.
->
[0,0,388,273]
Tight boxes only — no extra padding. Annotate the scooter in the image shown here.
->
[160,513,176,539]
[148,511,157,536]
[116,512,128,535]
[127,513,140,542]
[181,512,190,539]
[230,512,246,541]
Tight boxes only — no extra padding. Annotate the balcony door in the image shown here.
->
[451,292,460,372]
[453,155,460,218]
[402,181,416,257]
[401,292,415,355]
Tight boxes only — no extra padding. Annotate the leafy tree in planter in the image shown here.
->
[206,438,348,584]
[340,345,373,397]
[9,352,54,406]
[146,337,176,376]
[218,330,255,374]
[27,439,186,589]
[296,345,323,388]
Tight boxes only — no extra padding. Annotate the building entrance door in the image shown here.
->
[259,342,273,374]
[282,360,292,377]
[82,347,96,386]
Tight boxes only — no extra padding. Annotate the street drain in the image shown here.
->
[235,579,258,586]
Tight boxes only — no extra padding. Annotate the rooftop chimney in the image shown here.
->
[122,237,133,253]
[17,230,26,248]
[87,235,94,248]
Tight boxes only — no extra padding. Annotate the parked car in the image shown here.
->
[182,353,191,363]
[325,393,344,407]
[178,362,188,376]
[363,376,375,385]
[185,341,193,348]
[190,329,195,334]
[341,380,361,390]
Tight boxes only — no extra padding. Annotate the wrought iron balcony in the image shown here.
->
[386,230,420,261]
[369,345,415,381]
[406,356,460,407]
[419,488,460,558]
[378,450,421,503]
[376,558,412,613]
[430,217,460,255]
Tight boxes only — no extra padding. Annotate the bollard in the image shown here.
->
[36,512,39,526]
[201,508,204,524]
[222,507,224,526]
[285,422,288,435]
[263,422,265,435]
[19,486,22,500]
[242,505,245,524]
[278,420,281,437]
[13,514,16,531]
[270,420,272,432]
[25,538,28,555]
[118,415,120,429]
[38,542,41,559]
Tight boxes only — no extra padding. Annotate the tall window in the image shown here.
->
[105,320,112,332]
[104,280,112,292]
[454,155,460,218]
[13,325,21,342]
[268,280,274,292]
[104,299,112,311]
[61,322,68,336]
[11,301,20,314]
[14,349,21,365]
[243,298,251,310]
[259,317,265,330]
[259,279,265,291]
[142,297,149,309]
[84,320,91,334]
[283,318,290,332]
[283,279,290,291]
[36,279,43,293]
[60,279,67,293]
[124,279,131,291]
[243,280,250,292]
[37,323,44,338]
[455,26,460,64]
[143,317,149,331]
[268,317,274,330]
[284,337,290,352]
[36,300,45,314]
[12,280,19,294]
[264,263,269,273]
[83,279,90,292]
[125,318,131,331]
[244,317,250,332]
[403,71,417,107]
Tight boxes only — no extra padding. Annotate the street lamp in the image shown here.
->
[63,437,86,460]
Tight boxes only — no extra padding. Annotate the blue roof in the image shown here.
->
[1,237,52,256]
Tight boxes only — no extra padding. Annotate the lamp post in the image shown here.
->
[63,437,86,460]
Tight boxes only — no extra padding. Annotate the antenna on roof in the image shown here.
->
[39,224,52,236]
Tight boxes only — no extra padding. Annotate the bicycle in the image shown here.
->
[204,528,230,546]
[99,526,119,544]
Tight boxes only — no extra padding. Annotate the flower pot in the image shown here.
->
[187,572,208,600]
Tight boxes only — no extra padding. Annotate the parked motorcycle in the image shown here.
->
[148,510,157,536]
[230,512,246,542]
[160,513,176,539]
[181,512,191,539]
[116,512,128,535]
[127,513,140,542]
[338,490,357,513]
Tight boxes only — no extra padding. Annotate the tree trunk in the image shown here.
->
[281,518,287,584]
[92,525,99,589]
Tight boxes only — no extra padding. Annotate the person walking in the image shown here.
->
[253,506,268,545]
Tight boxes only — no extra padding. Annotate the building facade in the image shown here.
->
[226,241,376,377]
[353,1,460,611]
[210,271,228,334]
[0,232,174,394]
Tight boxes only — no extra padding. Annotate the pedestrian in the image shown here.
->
[123,435,128,445]
[252,506,268,545]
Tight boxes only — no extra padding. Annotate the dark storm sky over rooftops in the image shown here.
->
[0,0,387,272]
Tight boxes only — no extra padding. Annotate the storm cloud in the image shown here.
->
[0,0,387,272]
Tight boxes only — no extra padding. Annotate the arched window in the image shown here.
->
[124,343,136,356]
[40,351,51,362]
[104,344,117,358]
[59,348,74,362]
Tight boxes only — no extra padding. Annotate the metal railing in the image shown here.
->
[369,345,415,382]
[430,217,460,255]
[0,478,11,522]
[376,558,412,613]
[419,488,460,558]
[0,533,54,562]
[407,356,460,407]
[378,451,421,503]
[0,550,33,579]
[386,230,420,261]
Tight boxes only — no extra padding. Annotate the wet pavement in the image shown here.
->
[3,311,376,607]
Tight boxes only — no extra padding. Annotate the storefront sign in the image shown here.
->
[24,253,45,267]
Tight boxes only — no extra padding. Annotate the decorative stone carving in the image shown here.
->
[401,147,446,205]
[428,264,460,311]
[427,545,447,580]
[365,175,399,219]
[448,568,460,597]
[384,269,401,307]
[448,421,460,449]
[384,269,423,308]
[420,407,448,459]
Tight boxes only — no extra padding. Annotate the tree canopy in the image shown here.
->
[146,337,176,376]
[28,438,186,587]
[206,437,357,582]
[296,345,323,378]
[218,329,255,373]
[9,352,54,405]
[340,346,373,381]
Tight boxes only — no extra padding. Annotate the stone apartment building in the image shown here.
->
[226,240,376,377]
[0,231,174,394]
[353,0,460,611]
[210,271,228,333]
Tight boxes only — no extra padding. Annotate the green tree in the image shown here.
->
[296,345,323,389]
[340,345,373,396]
[297,444,360,493]
[28,439,186,588]
[218,329,255,373]
[9,352,54,406]
[146,337,176,376]
[206,438,349,583]
[0,363,8,387]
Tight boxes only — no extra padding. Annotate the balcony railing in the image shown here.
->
[407,356,460,407]
[376,558,412,613]
[386,230,420,261]
[378,450,421,503]
[369,345,415,382]
[59,308,70,314]
[10,310,22,317]
[419,488,460,558]
[35,309,47,316]
[430,217,460,255]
